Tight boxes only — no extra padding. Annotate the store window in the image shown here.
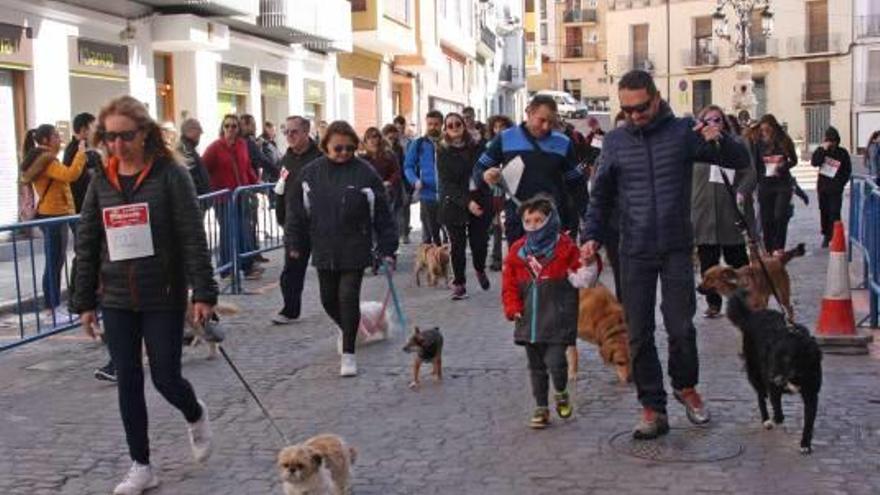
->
[154,53,174,124]
[217,63,250,122]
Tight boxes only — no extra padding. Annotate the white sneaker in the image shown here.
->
[113,462,159,495]
[271,313,296,325]
[340,353,357,377]
[187,399,213,463]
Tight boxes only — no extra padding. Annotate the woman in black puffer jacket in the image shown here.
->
[285,121,398,377]
[72,96,218,494]
[437,112,492,301]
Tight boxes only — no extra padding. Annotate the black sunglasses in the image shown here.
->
[703,116,724,125]
[333,144,357,153]
[224,123,239,129]
[103,130,139,143]
[620,99,652,115]
[446,121,464,130]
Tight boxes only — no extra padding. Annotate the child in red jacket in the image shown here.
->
[502,195,598,428]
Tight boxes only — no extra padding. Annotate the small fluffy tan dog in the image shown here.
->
[413,243,451,287]
[567,285,631,384]
[277,434,357,495]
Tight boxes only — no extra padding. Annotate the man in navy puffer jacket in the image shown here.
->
[582,70,751,440]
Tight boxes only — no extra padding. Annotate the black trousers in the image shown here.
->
[758,186,793,253]
[446,215,490,286]
[103,308,203,465]
[489,212,503,265]
[420,201,443,246]
[620,251,699,412]
[605,227,622,303]
[398,190,412,239]
[696,244,749,309]
[317,270,364,354]
[525,343,569,407]
[279,248,311,318]
[818,190,843,240]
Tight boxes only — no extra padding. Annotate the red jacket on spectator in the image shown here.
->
[202,137,258,191]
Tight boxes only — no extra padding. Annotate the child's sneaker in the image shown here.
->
[555,390,573,419]
[529,407,550,429]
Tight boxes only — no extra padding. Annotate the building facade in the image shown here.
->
[853,0,880,152]
[531,0,609,111]
[604,0,853,152]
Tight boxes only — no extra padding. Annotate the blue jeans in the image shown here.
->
[218,202,253,275]
[38,219,68,309]
[620,250,699,412]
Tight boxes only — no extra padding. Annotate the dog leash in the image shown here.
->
[381,259,408,333]
[717,160,795,324]
[217,345,290,446]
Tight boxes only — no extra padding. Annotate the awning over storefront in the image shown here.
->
[260,70,287,99]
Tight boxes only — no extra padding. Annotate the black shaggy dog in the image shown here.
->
[726,289,823,454]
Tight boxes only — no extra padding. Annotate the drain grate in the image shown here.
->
[609,428,744,463]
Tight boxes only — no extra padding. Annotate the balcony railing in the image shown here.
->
[802,81,832,103]
[480,25,497,51]
[500,64,526,83]
[564,43,599,59]
[857,81,880,105]
[787,33,844,56]
[563,9,597,23]
[682,45,719,68]
[725,37,778,60]
[856,15,880,38]
[618,54,655,73]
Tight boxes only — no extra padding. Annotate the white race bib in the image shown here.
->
[763,155,784,177]
[709,165,736,184]
[591,137,603,149]
[819,157,840,179]
[103,203,155,262]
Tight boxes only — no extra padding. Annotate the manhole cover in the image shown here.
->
[609,428,744,463]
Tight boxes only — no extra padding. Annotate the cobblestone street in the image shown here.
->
[1,195,880,494]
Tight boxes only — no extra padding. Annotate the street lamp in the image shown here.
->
[711,0,774,65]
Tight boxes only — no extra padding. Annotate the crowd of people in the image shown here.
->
[12,67,871,494]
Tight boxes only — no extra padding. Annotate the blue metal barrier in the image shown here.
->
[230,183,284,294]
[0,215,81,351]
[849,175,880,327]
[0,186,280,351]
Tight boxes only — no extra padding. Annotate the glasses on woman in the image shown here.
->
[103,130,139,143]
[224,123,238,130]
[702,116,724,126]
[446,121,463,130]
[333,144,357,154]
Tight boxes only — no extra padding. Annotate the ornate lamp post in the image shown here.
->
[711,0,774,122]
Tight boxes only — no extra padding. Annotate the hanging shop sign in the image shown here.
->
[69,38,129,79]
[218,63,251,95]
[260,70,287,99]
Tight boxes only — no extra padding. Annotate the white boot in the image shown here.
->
[340,353,357,377]
[113,462,159,495]
[187,399,213,463]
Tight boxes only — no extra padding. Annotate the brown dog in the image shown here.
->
[413,243,451,287]
[698,243,805,316]
[402,326,443,389]
[567,285,631,384]
[184,300,240,359]
[277,434,357,495]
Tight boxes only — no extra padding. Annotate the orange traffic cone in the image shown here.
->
[815,221,873,354]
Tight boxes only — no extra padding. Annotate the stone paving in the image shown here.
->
[1,193,880,495]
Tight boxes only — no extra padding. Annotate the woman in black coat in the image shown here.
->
[754,114,799,254]
[437,112,492,300]
[72,96,218,494]
[810,126,851,247]
[285,121,398,377]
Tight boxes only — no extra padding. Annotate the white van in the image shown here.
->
[534,90,589,119]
